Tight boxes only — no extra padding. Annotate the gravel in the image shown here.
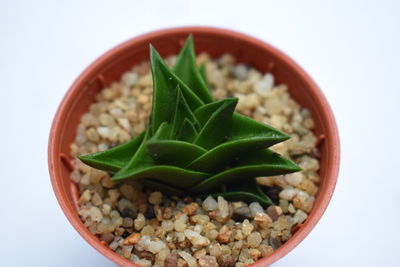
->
[70,53,321,266]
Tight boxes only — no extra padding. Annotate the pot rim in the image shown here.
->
[48,26,340,267]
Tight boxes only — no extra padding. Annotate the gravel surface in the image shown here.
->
[70,53,321,267]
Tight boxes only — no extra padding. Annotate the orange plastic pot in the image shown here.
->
[48,26,340,266]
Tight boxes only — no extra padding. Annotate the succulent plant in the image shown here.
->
[79,36,300,206]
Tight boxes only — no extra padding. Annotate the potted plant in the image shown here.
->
[48,27,340,267]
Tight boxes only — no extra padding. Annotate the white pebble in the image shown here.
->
[279,188,298,200]
[293,209,308,224]
[254,73,274,95]
[178,251,198,267]
[249,202,264,217]
[202,196,218,211]
[285,172,304,187]
[148,240,166,254]
[122,72,139,87]
[89,206,103,222]
[97,126,110,138]
[232,64,248,80]
[218,196,229,218]
[117,118,131,132]
[184,229,210,248]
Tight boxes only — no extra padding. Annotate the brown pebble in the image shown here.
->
[254,213,273,229]
[217,254,236,267]
[163,207,173,219]
[99,233,115,244]
[139,251,155,262]
[193,249,207,259]
[168,242,176,250]
[177,239,191,249]
[208,210,219,220]
[164,254,178,267]
[155,205,164,221]
[123,233,141,245]
[121,207,137,219]
[248,248,262,261]
[217,225,232,244]
[266,205,283,221]
[209,210,231,223]
[122,217,134,228]
[182,202,198,216]
[177,258,188,267]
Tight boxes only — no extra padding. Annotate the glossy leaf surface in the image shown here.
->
[194,98,237,149]
[173,36,213,103]
[78,131,145,172]
[112,129,208,188]
[190,149,301,192]
[150,45,203,132]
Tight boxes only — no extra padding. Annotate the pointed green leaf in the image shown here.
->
[112,128,208,188]
[187,136,287,173]
[194,98,237,149]
[190,149,301,192]
[78,131,145,172]
[171,86,200,137]
[230,113,289,140]
[187,113,289,172]
[147,140,207,167]
[150,45,204,132]
[173,36,213,103]
[150,121,173,141]
[193,99,228,126]
[177,118,198,143]
[199,64,209,88]
[113,165,208,189]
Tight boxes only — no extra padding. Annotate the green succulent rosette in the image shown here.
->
[79,36,301,206]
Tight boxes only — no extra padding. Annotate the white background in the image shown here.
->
[1,0,399,266]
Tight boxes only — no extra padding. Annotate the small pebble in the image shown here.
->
[202,196,218,211]
[134,213,146,231]
[247,232,262,248]
[165,254,178,267]
[99,233,115,244]
[184,229,210,248]
[218,196,230,218]
[279,188,298,200]
[241,219,254,236]
[249,202,264,217]
[217,225,232,243]
[232,206,252,221]
[199,255,219,267]
[121,207,137,219]
[124,233,141,245]
[218,254,236,267]
[182,202,198,216]
[149,191,163,205]
[266,205,283,221]
[178,251,197,267]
